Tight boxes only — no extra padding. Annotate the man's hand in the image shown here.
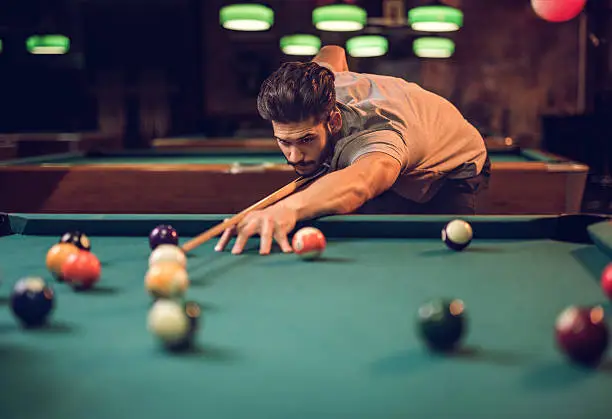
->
[214,205,298,255]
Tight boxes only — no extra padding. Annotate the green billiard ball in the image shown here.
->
[417,298,467,352]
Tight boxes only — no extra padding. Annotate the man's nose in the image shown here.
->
[287,146,304,164]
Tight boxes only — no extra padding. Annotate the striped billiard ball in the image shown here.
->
[442,219,473,251]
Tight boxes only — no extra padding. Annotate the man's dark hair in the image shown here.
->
[257,61,336,124]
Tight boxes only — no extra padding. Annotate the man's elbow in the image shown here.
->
[363,157,401,199]
[352,181,372,209]
[347,168,394,211]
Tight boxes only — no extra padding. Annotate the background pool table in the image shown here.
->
[0,213,611,419]
[0,143,588,214]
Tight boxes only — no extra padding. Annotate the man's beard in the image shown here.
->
[287,128,335,176]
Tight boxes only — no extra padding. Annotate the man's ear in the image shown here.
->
[327,108,342,135]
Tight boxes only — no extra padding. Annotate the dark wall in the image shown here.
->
[419,0,585,146]
[0,0,609,148]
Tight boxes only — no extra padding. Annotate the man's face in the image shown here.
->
[272,115,338,176]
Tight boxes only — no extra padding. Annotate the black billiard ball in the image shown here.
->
[417,298,467,352]
[442,219,473,251]
[60,230,91,251]
[10,277,55,328]
[555,305,609,366]
[149,224,179,250]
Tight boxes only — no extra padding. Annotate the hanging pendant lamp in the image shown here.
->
[220,3,274,31]
[346,35,388,57]
[413,37,455,58]
[313,3,367,32]
[280,34,321,56]
[26,35,70,54]
[408,1,463,32]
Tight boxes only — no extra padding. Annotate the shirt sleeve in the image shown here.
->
[313,61,335,72]
[337,130,409,171]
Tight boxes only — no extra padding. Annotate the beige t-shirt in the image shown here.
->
[327,70,487,203]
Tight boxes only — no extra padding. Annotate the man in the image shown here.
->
[215,45,490,255]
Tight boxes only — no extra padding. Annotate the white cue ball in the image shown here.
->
[442,219,473,251]
[147,299,189,345]
[149,244,187,268]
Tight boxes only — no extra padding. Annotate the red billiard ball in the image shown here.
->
[61,251,101,291]
[555,305,609,366]
[601,263,612,299]
[292,227,326,260]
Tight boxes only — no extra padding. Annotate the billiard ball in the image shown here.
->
[145,261,189,299]
[149,224,179,250]
[10,277,55,328]
[147,299,201,351]
[601,263,612,299]
[149,244,187,268]
[555,305,609,366]
[46,243,81,281]
[417,298,467,352]
[292,227,326,260]
[60,231,91,251]
[61,251,101,291]
[441,219,473,251]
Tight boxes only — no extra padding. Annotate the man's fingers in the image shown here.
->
[214,219,235,252]
[259,218,274,255]
[274,231,293,253]
[231,222,258,255]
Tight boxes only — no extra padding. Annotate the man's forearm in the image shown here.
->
[280,169,369,220]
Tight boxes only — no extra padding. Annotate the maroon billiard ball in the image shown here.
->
[601,263,612,299]
[555,305,609,366]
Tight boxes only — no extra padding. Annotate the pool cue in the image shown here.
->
[180,174,318,254]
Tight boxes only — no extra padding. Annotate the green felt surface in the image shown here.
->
[1,215,612,419]
[53,154,288,165]
[489,154,532,163]
[0,147,565,167]
[47,153,528,165]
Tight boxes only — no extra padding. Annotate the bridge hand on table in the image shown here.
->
[214,205,297,255]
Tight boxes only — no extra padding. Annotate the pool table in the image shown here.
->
[1,212,612,419]
[0,146,588,215]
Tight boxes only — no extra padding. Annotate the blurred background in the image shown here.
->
[0,0,610,214]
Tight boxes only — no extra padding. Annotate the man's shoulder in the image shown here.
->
[334,70,411,84]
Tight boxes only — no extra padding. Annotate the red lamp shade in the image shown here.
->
[531,0,587,22]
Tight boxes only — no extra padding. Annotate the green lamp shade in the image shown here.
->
[413,37,455,58]
[346,35,388,58]
[280,34,321,56]
[26,35,70,54]
[408,5,463,32]
[313,4,367,32]
[0,39,3,53]
[220,4,274,31]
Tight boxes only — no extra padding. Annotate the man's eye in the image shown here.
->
[301,137,314,144]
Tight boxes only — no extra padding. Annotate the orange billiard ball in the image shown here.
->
[292,227,326,261]
[61,251,101,290]
[145,261,189,299]
[46,243,81,281]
